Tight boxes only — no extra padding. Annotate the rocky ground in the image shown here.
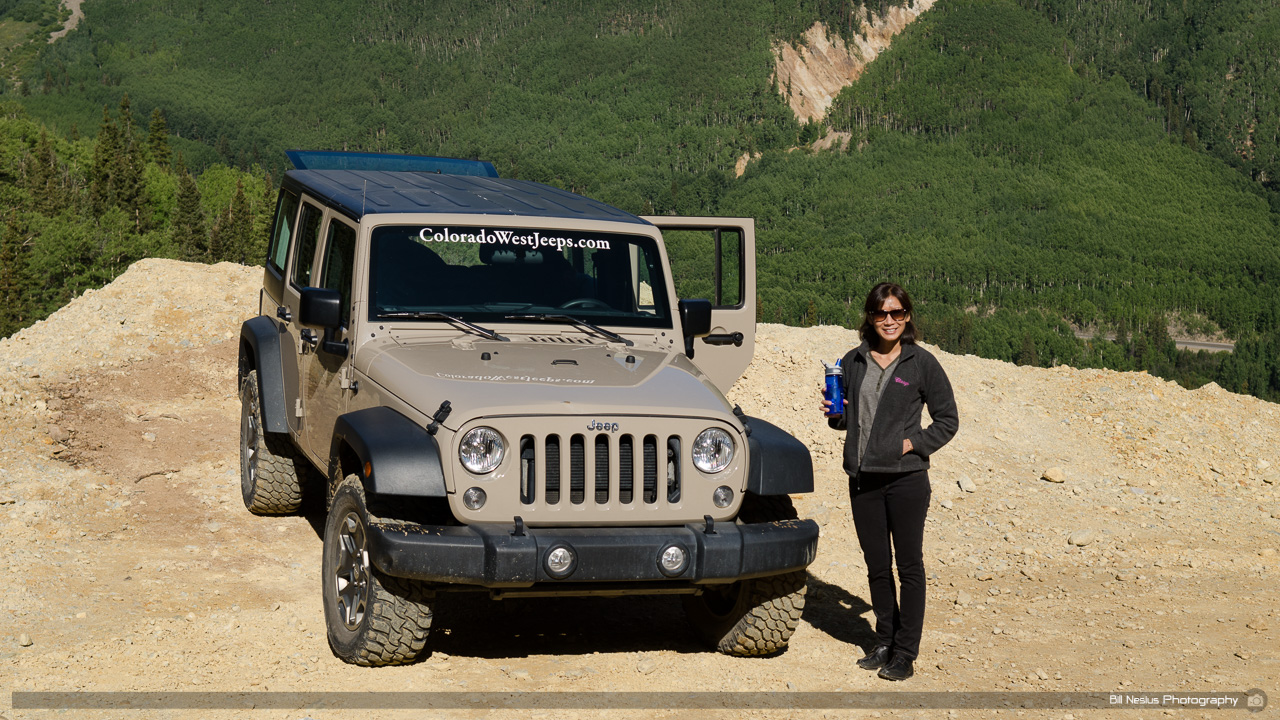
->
[0,259,1277,720]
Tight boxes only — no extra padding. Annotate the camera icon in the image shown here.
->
[1246,689,1267,713]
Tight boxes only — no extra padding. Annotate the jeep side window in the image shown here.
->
[290,203,324,289]
[319,220,357,326]
[267,189,300,273]
[663,228,743,308]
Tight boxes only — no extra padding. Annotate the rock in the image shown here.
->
[47,425,69,443]
[1246,618,1269,631]
[940,499,953,509]
[975,570,994,581]
[510,670,531,680]
[955,590,972,606]
[636,659,658,675]
[1041,467,1067,483]
[1035,668,1048,680]
[142,432,156,442]
[958,476,977,493]
[18,633,33,647]
[1272,511,1280,520]
[1259,460,1271,471]
[992,627,1003,635]
[1068,529,1096,546]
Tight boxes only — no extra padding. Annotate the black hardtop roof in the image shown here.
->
[281,169,648,225]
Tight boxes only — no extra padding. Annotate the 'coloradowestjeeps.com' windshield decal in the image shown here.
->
[418,227,612,251]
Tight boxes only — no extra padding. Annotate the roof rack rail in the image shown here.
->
[285,150,499,178]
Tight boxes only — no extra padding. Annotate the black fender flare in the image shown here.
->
[334,407,447,498]
[743,416,814,496]
[239,316,289,434]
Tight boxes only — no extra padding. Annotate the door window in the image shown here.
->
[290,203,324,289]
[663,228,743,308]
[320,220,357,326]
[267,189,300,273]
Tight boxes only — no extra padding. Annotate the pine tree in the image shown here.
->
[113,95,146,230]
[172,168,207,262]
[146,108,171,168]
[25,131,60,215]
[0,215,31,338]
[227,179,252,263]
[89,106,120,216]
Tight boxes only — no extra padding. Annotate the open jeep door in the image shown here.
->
[643,216,756,395]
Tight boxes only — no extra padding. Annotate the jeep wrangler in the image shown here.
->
[238,150,818,666]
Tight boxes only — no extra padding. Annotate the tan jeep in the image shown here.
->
[238,151,817,666]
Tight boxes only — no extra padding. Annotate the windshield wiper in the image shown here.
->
[376,311,509,342]
[505,314,634,347]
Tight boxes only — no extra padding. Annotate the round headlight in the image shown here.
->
[692,428,734,474]
[459,427,505,474]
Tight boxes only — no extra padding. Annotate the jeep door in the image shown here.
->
[642,217,756,394]
[280,199,326,441]
[298,214,358,463]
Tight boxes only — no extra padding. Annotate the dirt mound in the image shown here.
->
[1,260,1277,718]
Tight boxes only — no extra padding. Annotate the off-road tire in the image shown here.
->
[323,476,435,666]
[239,369,306,514]
[682,493,807,656]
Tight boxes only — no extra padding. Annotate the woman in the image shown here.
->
[821,282,958,681]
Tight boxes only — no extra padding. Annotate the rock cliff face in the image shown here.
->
[774,2,937,124]
[1,259,1277,701]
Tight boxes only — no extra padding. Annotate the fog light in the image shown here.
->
[659,545,687,576]
[713,486,734,508]
[546,546,575,578]
[463,487,486,510]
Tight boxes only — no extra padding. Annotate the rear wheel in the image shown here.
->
[682,494,808,656]
[239,369,306,514]
[323,476,435,666]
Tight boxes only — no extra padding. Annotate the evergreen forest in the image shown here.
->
[1,0,1278,400]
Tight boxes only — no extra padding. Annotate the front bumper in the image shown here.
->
[367,518,819,588]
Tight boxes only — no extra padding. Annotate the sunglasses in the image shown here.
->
[870,309,907,323]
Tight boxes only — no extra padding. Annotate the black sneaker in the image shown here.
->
[855,645,892,670]
[877,654,914,681]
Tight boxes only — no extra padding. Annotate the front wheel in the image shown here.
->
[682,494,808,656]
[322,476,435,666]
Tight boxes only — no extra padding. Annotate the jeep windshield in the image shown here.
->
[368,225,672,328]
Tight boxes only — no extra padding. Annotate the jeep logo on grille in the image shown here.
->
[587,420,619,432]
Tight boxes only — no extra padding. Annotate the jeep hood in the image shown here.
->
[356,339,733,423]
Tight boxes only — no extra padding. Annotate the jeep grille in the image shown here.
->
[453,417,743,525]
[519,433,680,507]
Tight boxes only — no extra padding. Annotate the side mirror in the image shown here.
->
[678,298,712,359]
[298,287,342,330]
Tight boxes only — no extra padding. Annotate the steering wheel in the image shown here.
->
[559,298,611,310]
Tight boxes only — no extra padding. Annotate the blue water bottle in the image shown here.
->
[823,359,844,417]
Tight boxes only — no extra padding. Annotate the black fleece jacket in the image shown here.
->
[828,342,959,476]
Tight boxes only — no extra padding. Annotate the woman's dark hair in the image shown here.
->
[858,282,918,345]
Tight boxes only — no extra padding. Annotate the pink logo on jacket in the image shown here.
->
[894,376,910,386]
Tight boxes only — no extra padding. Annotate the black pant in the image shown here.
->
[849,469,930,660]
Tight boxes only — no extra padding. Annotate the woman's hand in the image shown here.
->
[819,391,847,416]
[902,438,914,455]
